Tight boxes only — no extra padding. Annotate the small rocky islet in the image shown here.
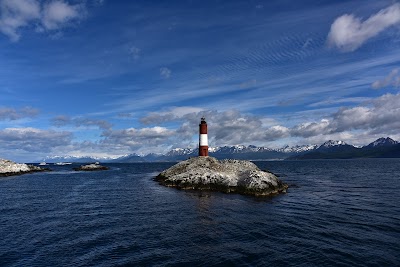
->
[0,158,50,177]
[73,163,109,171]
[156,156,288,197]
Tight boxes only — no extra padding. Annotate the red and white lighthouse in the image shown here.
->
[199,117,208,156]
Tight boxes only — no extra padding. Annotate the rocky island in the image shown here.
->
[0,158,50,177]
[156,156,288,197]
[73,163,109,171]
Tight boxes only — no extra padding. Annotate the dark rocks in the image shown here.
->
[156,156,288,197]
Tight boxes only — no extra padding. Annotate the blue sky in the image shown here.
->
[1,0,400,162]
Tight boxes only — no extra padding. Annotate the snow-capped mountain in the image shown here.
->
[367,137,398,147]
[210,145,276,154]
[44,155,119,163]
[208,147,220,153]
[212,145,248,154]
[319,140,348,149]
[291,137,400,159]
[278,144,318,153]
[116,153,148,162]
[165,148,195,156]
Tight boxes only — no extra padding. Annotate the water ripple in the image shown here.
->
[0,160,399,266]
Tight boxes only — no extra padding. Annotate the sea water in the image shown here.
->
[0,159,399,266]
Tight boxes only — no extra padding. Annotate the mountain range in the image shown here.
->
[289,137,400,160]
[39,137,400,163]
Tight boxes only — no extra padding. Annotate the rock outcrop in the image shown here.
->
[0,158,50,177]
[73,163,109,171]
[156,156,288,196]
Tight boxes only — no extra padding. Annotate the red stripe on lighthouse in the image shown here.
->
[199,117,208,156]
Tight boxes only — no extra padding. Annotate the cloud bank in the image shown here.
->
[0,127,72,152]
[141,93,400,147]
[2,93,400,160]
[283,93,400,141]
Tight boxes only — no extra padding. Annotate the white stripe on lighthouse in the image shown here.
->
[199,134,208,146]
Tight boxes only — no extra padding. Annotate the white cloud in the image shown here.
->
[0,0,40,41]
[42,0,83,30]
[327,3,400,51]
[160,67,171,79]
[0,0,85,41]
[371,68,400,89]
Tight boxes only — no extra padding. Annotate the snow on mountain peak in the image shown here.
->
[233,145,246,151]
[368,137,398,147]
[208,147,220,153]
[166,148,194,156]
[320,140,347,148]
[278,144,318,153]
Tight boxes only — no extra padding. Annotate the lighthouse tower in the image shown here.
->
[199,117,208,156]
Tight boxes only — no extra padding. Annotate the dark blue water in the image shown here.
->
[1,159,399,266]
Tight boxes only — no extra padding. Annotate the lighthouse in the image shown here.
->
[199,117,208,156]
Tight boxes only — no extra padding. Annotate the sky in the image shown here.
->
[1,0,400,162]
